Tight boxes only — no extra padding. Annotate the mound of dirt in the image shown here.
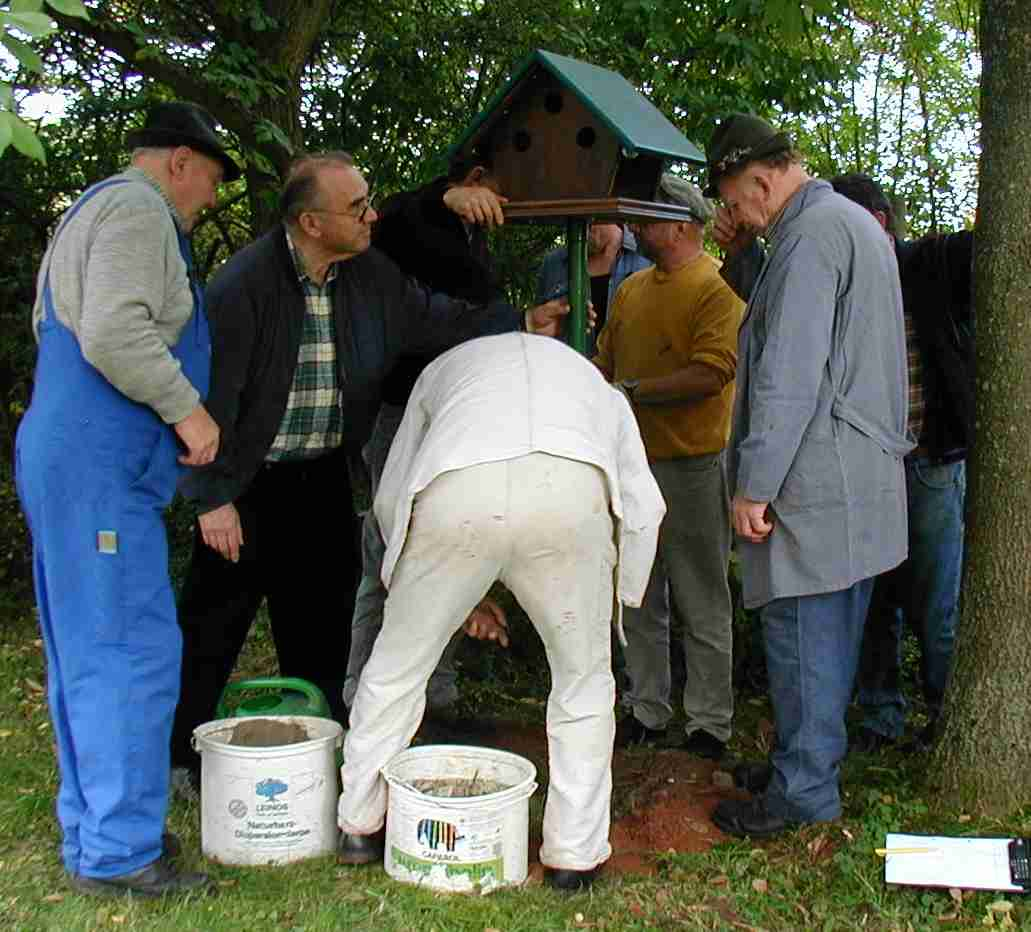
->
[227,718,310,748]
[421,720,748,877]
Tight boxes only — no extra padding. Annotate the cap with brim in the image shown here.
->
[704,113,792,198]
[125,102,241,183]
[656,174,713,224]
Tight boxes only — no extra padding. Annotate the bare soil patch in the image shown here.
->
[416,719,747,877]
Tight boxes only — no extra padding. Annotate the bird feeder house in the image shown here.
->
[450,50,708,353]
[450,49,707,225]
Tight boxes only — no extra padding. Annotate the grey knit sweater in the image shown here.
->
[31,167,200,424]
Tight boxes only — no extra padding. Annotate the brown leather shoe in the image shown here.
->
[69,856,212,898]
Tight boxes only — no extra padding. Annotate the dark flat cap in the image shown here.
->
[704,113,792,197]
[126,101,241,182]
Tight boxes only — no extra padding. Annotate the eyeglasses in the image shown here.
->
[310,195,375,224]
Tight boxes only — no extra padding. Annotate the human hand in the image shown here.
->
[174,403,220,466]
[462,597,509,647]
[732,495,774,543]
[443,185,508,228]
[199,502,244,563]
[525,299,596,337]
[712,206,758,258]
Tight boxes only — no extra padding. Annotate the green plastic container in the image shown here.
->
[215,677,332,721]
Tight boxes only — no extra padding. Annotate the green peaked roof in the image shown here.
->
[452,49,705,165]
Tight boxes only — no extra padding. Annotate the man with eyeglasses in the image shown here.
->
[169,151,571,792]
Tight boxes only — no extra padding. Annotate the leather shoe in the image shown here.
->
[712,796,793,838]
[614,716,667,748]
[732,760,773,794]
[851,727,896,754]
[337,829,385,865]
[547,866,600,891]
[69,855,211,898]
[683,730,726,760]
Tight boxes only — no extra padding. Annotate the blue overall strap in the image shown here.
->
[175,226,205,329]
[41,178,131,325]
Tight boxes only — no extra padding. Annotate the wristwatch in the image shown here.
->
[620,378,640,402]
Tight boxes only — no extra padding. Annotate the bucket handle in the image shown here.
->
[215,677,330,719]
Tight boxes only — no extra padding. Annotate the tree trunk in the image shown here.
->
[928,0,1031,815]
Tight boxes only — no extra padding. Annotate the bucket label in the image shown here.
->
[391,846,505,885]
[417,818,464,852]
[223,772,318,847]
[256,777,288,801]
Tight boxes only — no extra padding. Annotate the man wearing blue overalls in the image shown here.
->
[15,102,238,897]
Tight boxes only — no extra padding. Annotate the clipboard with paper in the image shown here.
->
[881,832,1031,892]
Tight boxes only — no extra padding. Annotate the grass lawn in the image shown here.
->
[2,598,1030,931]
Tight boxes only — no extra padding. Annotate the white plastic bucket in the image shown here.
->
[193,715,344,866]
[382,744,538,893]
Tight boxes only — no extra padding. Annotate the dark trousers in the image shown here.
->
[170,447,359,771]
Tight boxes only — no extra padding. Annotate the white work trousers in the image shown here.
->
[338,452,617,871]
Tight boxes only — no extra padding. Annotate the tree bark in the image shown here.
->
[928,0,1031,815]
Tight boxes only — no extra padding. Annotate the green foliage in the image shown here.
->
[795,0,980,233]
[0,0,89,162]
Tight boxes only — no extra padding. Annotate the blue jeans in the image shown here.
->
[762,579,874,822]
[857,458,966,738]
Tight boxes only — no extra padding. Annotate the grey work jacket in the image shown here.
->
[730,180,913,609]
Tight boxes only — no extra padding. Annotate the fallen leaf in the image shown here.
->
[0,730,13,739]
[807,834,828,857]
[881,794,894,804]
[841,828,854,842]
[752,877,769,893]
[710,874,729,886]
[111,916,126,925]
[574,912,584,923]
[949,888,964,905]
[24,677,44,694]
[42,893,63,903]
[959,814,972,823]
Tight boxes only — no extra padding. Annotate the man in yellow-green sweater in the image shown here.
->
[595,174,744,759]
